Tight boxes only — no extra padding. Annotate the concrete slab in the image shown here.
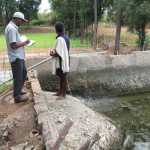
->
[43,91,121,150]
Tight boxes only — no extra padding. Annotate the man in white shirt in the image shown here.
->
[5,12,30,103]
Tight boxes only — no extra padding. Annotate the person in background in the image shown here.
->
[5,12,30,103]
[50,22,70,100]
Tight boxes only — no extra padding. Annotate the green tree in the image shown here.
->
[125,0,150,49]
[49,0,73,36]
[106,0,119,23]
[18,0,42,28]
[49,0,115,42]
[0,0,18,28]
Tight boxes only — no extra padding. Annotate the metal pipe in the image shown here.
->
[0,57,53,87]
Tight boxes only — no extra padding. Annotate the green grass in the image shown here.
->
[98,21,116,28]
[0,33,91,51]
[0,82,13,93]
[120,39,136,45]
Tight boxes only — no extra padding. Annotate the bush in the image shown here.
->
[84,32,94,44]
[136,31,150,49]
[30,19,47,25]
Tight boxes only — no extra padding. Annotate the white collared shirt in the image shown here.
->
[5,21,25,62]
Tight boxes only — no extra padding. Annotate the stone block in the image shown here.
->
[87,56,105,70]
[70,57,78,72]
[34,103,48,115]
[105,55,114,68]
[133,51,150,66]
[128,54,137,66]
[34,94,45,104]
[38,112,57,149]
[77,57,87,73]
[31,81,42,96]
[112,55,130,68]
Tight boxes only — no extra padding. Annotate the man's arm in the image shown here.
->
[10,39,30,49]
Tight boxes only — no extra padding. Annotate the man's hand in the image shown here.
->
[50,51,54,56]
[50,51,59,57]
[24,39,30,45]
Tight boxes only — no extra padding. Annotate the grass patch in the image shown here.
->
[0,83,13,93]
[120,39,136,45]
[0,33,91,51]
[98,22,116,28]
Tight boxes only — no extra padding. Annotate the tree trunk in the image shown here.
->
[85,20,88,32]
[27,21,29,28]
[73,8,76,40]
[114,0,123,55]
[93,0,97,50]
[81,20,85,44]
[141,20,147,49]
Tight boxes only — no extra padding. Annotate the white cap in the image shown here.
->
[13,12,28,22]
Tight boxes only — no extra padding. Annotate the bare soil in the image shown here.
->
[0,81,45,149]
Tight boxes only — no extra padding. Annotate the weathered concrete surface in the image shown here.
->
[43,91,121,150]
[29,70,121,150]
[25,50,150,96]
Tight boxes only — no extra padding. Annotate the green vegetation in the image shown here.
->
[125,0,150,49]
[0,82,13,93]
[98,22,116,28]
[120,39,136,45]
[0,33,91,51]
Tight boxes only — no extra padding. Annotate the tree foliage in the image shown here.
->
[106,0,119,23]
[18,0,41,27]
[125,0,150,48]
[0,0,18,28]
[0,0,41,28]
[49,0,115,39]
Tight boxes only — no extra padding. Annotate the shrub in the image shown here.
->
[30,19,47,25]
[136,31,150,49]
[84,32,94,44]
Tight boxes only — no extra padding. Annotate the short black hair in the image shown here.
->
[55,22,64,33]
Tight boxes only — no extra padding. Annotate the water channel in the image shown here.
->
[74,92,150,150]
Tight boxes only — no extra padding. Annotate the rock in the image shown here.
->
[25,145,34,150]
[10,143,27,150]
[3,131,8,137]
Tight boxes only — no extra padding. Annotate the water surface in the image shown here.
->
[74,92,150,150]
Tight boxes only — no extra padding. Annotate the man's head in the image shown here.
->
[55,22,64,34]
[12,12,28,26]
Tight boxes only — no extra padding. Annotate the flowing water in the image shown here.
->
[74,92,150,150]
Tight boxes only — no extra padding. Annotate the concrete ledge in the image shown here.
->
[28,70,57,150]
[38,112,57,149]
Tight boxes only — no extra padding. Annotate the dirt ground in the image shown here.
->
[0,80,45,150]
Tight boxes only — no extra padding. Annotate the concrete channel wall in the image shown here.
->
[25,50,150,97]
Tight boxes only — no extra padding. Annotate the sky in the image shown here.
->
[38,0,50,13]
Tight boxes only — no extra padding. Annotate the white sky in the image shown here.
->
[39,0,50,13]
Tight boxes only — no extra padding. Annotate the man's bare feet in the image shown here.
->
[53,93,61,96]
[56,96,66,100]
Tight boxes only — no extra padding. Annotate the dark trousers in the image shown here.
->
[11,58,27,100]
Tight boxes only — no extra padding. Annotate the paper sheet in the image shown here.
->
[20,35,35,47]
